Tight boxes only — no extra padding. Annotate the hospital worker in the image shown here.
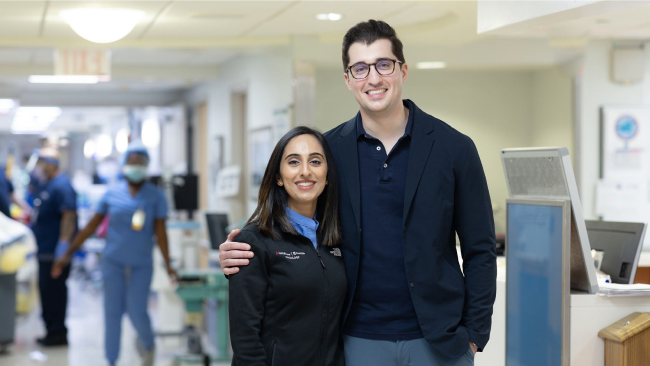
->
[52,142,176,366]
[30,147,77,346]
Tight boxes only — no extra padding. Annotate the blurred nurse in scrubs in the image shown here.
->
[52,141,177,366]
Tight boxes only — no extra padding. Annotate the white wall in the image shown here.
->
[315,67,574,234]
[531,67,574,152]
[578,41,644,219]
[314,68,359,131]
[187,53,293,222]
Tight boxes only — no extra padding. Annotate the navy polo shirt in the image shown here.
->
[344,100,423,341]
[31,174,77,257]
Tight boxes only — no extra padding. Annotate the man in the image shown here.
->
[220,20,496,366]
[0,165,30,220]
[30,147,77,346]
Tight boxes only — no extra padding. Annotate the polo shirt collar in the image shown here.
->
[356,99,415,139]
[286,206,319,231]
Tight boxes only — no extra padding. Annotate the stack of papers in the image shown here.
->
[598,283,650,297]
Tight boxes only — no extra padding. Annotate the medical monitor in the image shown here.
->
[585,220,646,284]
[501,147,599,294]
[206,213,229,250]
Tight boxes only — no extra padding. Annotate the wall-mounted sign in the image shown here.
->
[55,49,111,80]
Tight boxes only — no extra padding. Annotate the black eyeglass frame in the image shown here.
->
[346,59,403,80]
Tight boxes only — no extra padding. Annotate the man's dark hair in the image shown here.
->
[245,126,342,247]
[342,19,405,72]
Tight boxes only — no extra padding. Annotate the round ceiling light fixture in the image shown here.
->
[60,8,145,44]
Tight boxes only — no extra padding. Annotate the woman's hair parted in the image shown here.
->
[245,126,341,246]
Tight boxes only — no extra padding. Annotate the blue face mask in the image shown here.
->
[122,165,148,183]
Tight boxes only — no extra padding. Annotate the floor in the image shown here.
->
[0,277,230,366]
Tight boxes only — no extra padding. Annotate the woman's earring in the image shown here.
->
[277,181,283,186]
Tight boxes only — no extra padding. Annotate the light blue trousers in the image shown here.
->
[102,258,154,365]
[344,335,475,366]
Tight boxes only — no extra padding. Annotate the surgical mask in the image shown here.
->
[122,165,148,183]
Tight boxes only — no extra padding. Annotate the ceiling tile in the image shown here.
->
[248,1,412,36]
[144,1,294,39]
[0,48,35,64]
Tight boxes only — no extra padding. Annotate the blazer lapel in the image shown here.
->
[336,118,362,231]
[403,106,435,225]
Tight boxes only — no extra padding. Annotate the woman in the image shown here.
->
[52,141,176,366]
[229,126,346,366]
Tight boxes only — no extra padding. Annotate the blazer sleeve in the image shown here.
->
[453,137,497,351]
[228,229,270,366]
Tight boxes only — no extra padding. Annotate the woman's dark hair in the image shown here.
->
[342,19,405,72]
[245,126,341,246]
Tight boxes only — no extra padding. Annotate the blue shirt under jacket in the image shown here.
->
[286,207,319,249]
[96,180,167,266]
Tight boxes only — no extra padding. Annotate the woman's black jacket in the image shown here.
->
[229,224,347,366]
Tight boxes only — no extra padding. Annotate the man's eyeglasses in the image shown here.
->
[346,59,402,80]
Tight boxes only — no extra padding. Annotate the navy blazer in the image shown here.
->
[323,100,497,359]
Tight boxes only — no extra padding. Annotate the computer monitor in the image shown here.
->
[205,213,229,250]
[149,174,199,212]
[172,174,198,211]
[585,220,647,284]
[501,147,599,294]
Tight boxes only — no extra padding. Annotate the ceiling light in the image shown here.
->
[416,62,447,69]
[11,107,62,134]
[29,75,101,84]
[60,8,144,44]
[316,13,343,21]
[141,118,160,148]
[84,139,96,158]
[96,134,113,159]
[115,128,130,153]
[0,99,16,114]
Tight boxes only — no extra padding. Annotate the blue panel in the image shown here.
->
[507,204,564,366]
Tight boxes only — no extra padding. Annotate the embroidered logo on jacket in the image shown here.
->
[330,248,341,257]
[276,251,305,259]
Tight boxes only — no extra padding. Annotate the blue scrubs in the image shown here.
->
[30,173,77,336]
[95,181,167,364]
[0,167,13,218]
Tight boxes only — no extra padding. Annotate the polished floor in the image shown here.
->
[0,277,230,366]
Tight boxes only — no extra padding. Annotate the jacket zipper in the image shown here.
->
[311,244,328,366]
[312,244,325,268]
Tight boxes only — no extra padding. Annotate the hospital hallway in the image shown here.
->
[1,276,230,366]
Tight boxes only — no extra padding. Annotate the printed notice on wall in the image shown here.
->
[600,106,650,250]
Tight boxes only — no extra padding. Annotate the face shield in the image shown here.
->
[25,149,40,173]
[27,148,60,182]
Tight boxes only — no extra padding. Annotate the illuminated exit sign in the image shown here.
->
[55,49,111,81]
